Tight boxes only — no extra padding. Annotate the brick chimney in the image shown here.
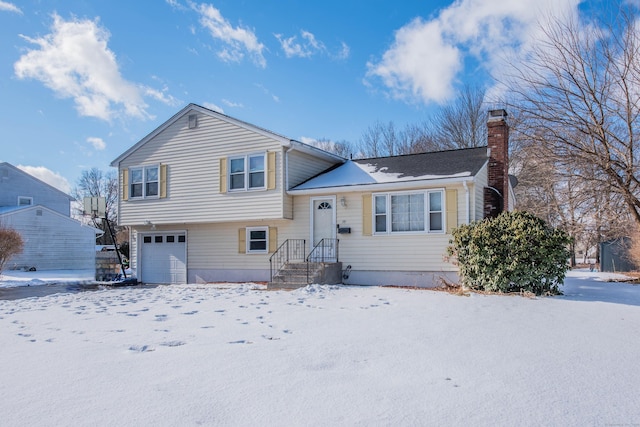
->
[484,109,509,218]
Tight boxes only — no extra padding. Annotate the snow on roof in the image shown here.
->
[292,147,488,191]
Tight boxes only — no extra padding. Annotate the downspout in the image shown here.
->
[463,180,470,224]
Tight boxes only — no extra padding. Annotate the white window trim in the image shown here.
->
[18,196,33,206]
[246,226,269,254]
[373,189,445,235]
[130,165,160,199]
[228,153,266,192]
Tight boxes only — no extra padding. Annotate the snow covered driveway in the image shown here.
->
[0,271,638,426]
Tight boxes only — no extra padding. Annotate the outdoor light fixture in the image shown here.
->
[340,197,347,207]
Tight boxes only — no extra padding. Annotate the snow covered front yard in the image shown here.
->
[0,270,638,426]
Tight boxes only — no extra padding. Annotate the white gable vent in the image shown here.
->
[188,114,198,129]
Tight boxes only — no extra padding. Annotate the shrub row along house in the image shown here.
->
[0,162,99,271]
[111,104,514,287]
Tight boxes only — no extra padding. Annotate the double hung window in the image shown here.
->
[246,227,268,253]
[374,190,444,234]
[130,165,159,199]
[229,154,265,191]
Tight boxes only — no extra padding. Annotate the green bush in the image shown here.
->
[447,211,571,295]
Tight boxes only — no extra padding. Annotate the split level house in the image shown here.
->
[111,104,514,287]
[0,162,99,271]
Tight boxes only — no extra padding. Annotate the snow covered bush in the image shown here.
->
[0,226,24,273]
[447,211,571,295]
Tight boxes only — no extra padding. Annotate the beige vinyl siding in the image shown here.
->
[286,150,337,188]
[285,190,458,273]
[283,149,338,220]
[118,112,285,226]
[474,164,488,221]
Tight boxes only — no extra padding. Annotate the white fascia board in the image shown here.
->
[287,176,476,196]
[286,140,346,163]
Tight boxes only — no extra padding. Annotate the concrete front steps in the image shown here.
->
[268,261,343,289]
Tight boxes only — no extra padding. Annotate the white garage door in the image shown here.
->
[140,233,187,284]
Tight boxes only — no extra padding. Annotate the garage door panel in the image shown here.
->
[140,233,186,284]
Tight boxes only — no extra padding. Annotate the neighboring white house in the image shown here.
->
[111,104,514,286]
[0,162,99,271]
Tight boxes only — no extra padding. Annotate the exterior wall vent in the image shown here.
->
[36,209,43,216]
[188,114,198,129]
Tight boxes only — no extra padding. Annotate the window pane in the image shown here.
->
[375,215,387,232]
[430,192,442,211]
[249,155,264,172]
[375,196,386,214]
[391,194,424,232]
[250,230,266,240]
[130,169,143,183]
[249,171,264,188]
[166,235,175,243]
[178,235,186,243]
[146,182,158,196]
[131,183,143,198]
[250,241,267,251]
[230,158,245,173]
[155,236,163,243]
[230,174,245,189]
[146,167,158,182]
[430,213,443,231]
[143,236,152,243]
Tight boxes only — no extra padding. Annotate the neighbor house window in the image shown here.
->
[229,154,265,191]
[18,196,33,206]
[130,165,159,199]
[247,227,268,253]
[374,190,444,234]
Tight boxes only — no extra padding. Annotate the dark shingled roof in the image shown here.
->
[355,146,488,179]
[291,146,490,191]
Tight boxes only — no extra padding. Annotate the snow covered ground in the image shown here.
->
[0,270,638,426]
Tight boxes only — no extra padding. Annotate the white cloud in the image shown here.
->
[0,1,21,14]
[17,165,71,194]
[222,98,243,108]
[194,3,266,68]
[14,14,178,122]
[335,41,350,60]
[87,137,106,151]
[202,102,224,113]
[254,83,280,103]
[275,30,324,58]
[366,0,580,105]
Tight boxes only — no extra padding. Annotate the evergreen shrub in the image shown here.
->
[447,211,571,295]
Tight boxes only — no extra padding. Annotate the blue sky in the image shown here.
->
[0,0,608,193]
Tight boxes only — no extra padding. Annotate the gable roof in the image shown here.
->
[0,204,101,234]
[290,146,489,193]
[0,162,74,201]
[110,103,344,166]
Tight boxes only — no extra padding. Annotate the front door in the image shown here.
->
[311,197,336,262]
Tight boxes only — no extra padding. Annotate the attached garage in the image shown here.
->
[139,232,187,284]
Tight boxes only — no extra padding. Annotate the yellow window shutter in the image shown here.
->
[268,227,278,253]
[159,164,167,198]
[219,157,227,193]
[267,152,276,190]
[238,228,246,254]
[446,189,458,233]
[362,194,372,236]
[122,169,129,201]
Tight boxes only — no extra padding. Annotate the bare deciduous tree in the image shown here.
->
[429,85,487,149]
[506,7,640,229]
[0,226,24,273]
[72,168,119,245]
